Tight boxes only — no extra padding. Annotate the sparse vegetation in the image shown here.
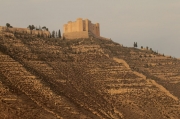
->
[146,46,149,50]
[6,23,13,28]
[27,25,35,30]
[134,42,138,48]
[0,28,180,119]
[58,29,61,38]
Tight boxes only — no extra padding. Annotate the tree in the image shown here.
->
[134,42,136,47]
[32,25,35,30]
[134,42,138,48]
[42,26,46,29]
[42,26,49,31]
[28,25,35,35]
[27,25,34,30]
[27,25,31,29]
[58,29,61,38]
[6,23,10,28]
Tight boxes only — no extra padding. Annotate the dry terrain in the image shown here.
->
[0,30,180,119]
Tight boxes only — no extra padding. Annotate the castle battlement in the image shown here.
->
[63,18,100,39]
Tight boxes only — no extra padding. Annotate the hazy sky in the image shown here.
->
[0,0,180,57]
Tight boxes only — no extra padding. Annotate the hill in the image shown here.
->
[0,30,180,119]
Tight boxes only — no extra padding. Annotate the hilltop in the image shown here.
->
[0,29,180,119]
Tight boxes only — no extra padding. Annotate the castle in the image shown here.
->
[1,18,110,40]
[63,18,101,39]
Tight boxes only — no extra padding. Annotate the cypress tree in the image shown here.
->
[146,46,149,50]
[134,42,138,47]
[58,29,61,38]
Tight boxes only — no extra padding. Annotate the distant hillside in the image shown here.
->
[0,30,180,119]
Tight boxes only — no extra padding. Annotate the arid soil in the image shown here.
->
[0,31,180,119]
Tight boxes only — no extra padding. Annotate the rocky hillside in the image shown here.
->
[0,31,180,119]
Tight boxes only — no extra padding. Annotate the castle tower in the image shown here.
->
[77,18,83,32]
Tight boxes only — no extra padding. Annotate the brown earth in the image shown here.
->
[0,30,180,119]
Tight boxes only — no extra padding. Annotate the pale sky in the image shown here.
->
[0,0,180,57]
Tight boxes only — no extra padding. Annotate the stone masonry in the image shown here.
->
[0,26,50,38]
[63,18,100,39]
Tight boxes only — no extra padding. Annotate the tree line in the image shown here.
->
[51,30,61,38]
[27,25,61,38]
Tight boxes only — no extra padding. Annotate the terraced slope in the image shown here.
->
[0,31,180,119]
[0,52,57,119]
[103,42,180,99]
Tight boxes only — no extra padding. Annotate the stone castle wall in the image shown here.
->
[63,31,89,39]
[0,26,50,38]
[63,18,100,39]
